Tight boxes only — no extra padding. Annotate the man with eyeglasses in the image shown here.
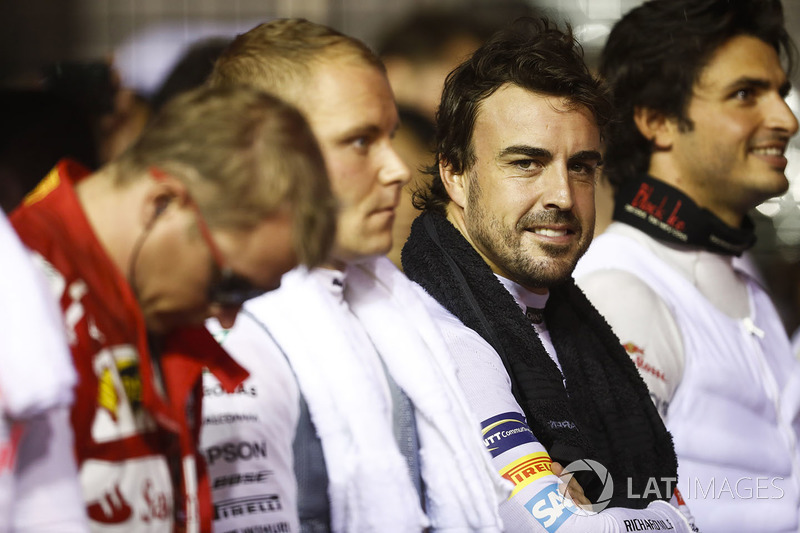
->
[9,85,335,532]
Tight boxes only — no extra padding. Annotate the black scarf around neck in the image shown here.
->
[402,211,677,508]
[614,175,756,255]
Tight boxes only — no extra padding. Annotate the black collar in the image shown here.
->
[613,175,756,256]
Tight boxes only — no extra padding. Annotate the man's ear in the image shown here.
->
[440,160,468,209]
[141,170,191,226]
[633,106,677,151]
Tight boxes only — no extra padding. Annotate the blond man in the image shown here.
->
[201,19,507,533]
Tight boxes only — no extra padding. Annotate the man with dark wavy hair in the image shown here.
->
[403,17,698,532]
[574,1,800,530]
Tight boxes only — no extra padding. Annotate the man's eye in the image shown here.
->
[733,88,755,101]
[514,160,535,170]
[351,136,369,150]
[570,163,595,175]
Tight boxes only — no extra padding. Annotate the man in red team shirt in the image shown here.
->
[10,85,335,532]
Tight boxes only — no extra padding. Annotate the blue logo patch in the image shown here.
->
[481,412,537,458]
[524,484,577,532]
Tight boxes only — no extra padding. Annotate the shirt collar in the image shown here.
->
[314,267,347,303]
[494,273,549,314]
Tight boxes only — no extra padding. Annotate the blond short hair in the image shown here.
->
[208,18,384,104]
[115,85,335,267]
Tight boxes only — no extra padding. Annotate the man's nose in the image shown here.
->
[541,167,574,211]
[767,91,799,136]
[379,144,411,187]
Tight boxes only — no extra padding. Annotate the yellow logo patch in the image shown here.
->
[23,166,61,206]
[500,452,553,497]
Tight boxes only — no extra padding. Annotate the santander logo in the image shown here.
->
[87,484,132,524]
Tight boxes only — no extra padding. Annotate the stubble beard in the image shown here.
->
[466,176,591,290]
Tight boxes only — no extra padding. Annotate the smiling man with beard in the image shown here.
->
[403,18,699,531]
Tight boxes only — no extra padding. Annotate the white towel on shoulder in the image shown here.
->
[347,256,509,531]
[246,264,428,532]
[0,213,76,420]
[245,257,508,532]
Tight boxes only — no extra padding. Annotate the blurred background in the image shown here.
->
[2,0,800,339]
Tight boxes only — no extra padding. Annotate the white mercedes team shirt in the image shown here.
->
[201,313,300,533]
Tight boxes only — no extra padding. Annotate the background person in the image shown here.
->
[0,210,87,532]
[10,85,335,531]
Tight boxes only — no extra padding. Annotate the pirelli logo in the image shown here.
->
[500,452,553,496]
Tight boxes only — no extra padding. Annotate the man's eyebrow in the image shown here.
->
[723,76,792,97]
[338,124,381,140]
[569,150,603,163]
[498,145,552,159]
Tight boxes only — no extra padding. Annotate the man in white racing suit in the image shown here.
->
[402,17,699,532]
[200,19,508,533]
[574,1,800,531]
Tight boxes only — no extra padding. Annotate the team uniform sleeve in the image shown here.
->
[576,269,684,419]
[201,313,301,533]
[434,307,696,532]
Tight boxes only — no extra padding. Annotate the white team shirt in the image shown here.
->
[411,276,696,532]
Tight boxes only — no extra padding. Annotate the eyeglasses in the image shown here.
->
[150,167,267,307]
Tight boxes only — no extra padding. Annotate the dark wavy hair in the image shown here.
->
[601,0,794,188]
[415,17,611,215]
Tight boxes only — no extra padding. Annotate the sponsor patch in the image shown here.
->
[87,484,133,524]
[203,413,259,426]
[480,412,537,457]
[212,470,273,489]
[623,342,667,383]
[23,165,60,206]
[524,484,577,533]
[222,522,291,533]
[92,345,156,442]
[214,495,282,520]
[203,383,257,397]
[500,452,553,496]
[205,441,268,465]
